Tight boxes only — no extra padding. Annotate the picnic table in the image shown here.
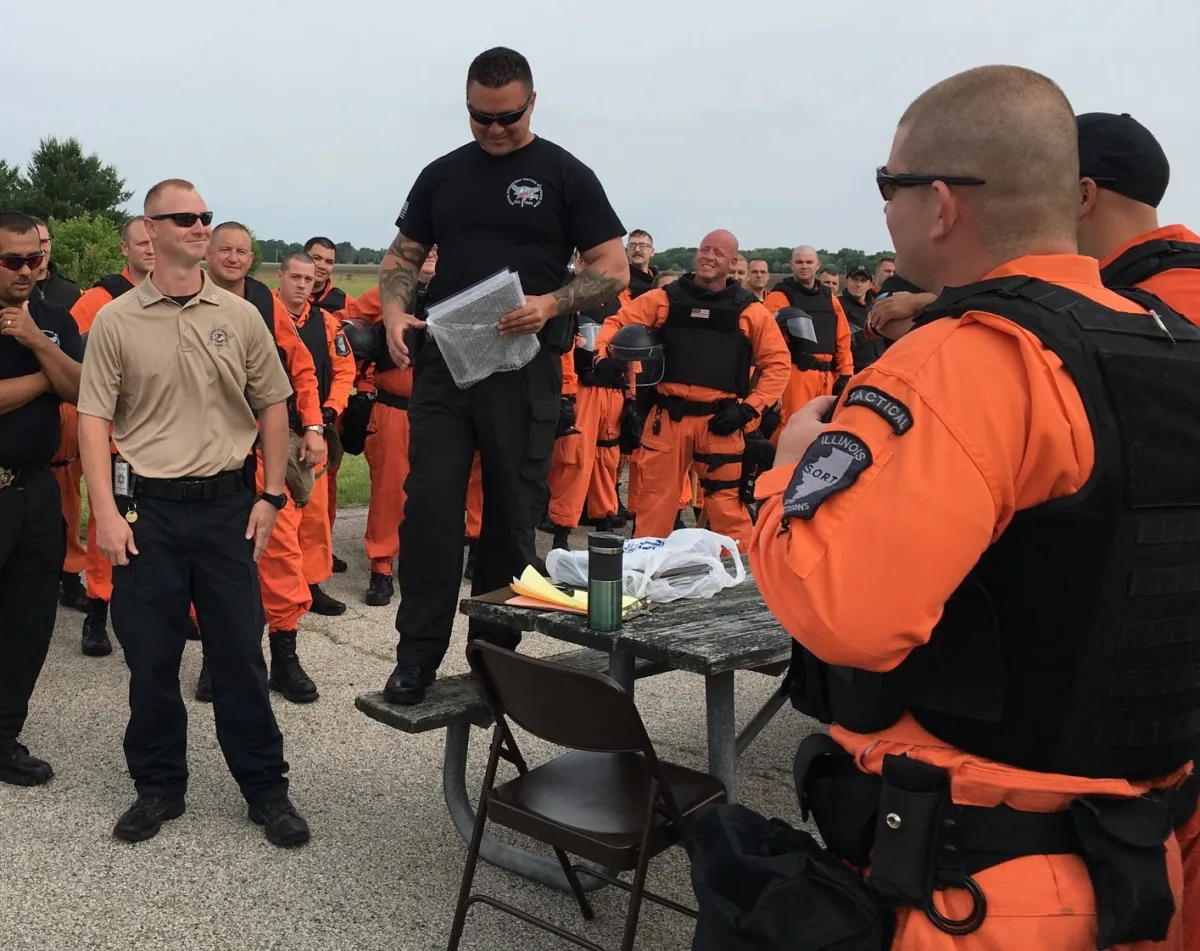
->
[356,571,793,893]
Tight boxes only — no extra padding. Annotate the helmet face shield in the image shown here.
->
[609,325,665,387]
[778,307,819,347]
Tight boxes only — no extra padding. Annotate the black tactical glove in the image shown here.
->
[708,400,759,436]
[556,395,577,437]
[592,357,628,389]
[832,375,851,397]
[759,403,783,441]
[322,406,337,428]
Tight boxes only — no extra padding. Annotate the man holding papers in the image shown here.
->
[377,46,629,704]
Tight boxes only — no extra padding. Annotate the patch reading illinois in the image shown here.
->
[844,385,913,435]
[782,431,873,521]
[334,332,351,357]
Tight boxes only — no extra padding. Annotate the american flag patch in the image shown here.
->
[690,308,711,319]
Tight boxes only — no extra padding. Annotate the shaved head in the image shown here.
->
[703,230,739,256]
[694,230,740,289]
[893,64,1079,257]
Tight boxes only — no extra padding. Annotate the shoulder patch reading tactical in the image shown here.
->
[782,431,872,521]
[844,385,913,435]
[334,333,350,357]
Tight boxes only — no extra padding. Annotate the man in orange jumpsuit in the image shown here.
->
[304,236,356,572]
[595,230,790,550]
[1077,112,1200,321]
[68,215,156,656]
[763,245,854,426]
[204,231,326,704]
[277,252,355,617]
[746,65,1200,950]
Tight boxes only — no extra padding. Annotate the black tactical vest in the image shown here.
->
[841,291,885,370]
[312,284,348,314]
[94,273,134,300]
[296,307,332,405]
[773,278,840,358]
[797,276,1200,781]
[242,277,304,431]
[659,277,755,397]
[575,297,621,384]
[1100,239,1200,290]
[627,266,656,300]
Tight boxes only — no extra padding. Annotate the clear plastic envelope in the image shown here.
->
[424,268,541,388]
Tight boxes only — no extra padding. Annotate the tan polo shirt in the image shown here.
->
[77,271,293,479]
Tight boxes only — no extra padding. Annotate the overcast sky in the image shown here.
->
[8,0,1200,252]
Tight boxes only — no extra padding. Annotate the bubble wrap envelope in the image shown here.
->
[424,268,541,389]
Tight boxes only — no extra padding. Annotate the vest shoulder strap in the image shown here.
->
[242,277,277,335]
[94,273,134,299]
[1100,239,1200,289]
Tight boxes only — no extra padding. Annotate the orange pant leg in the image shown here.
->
[691,417,751,550]
[363,401,410,575]
[548,386,603,529]
[584,388,623,521]
[780,364,834,428]
[53,405,86,574]
[630,407,692,540]
[298,469,333,585]
[465,453,483,540]
[256,453,311,631]
[84,510,113,602]
[627,453,643,515]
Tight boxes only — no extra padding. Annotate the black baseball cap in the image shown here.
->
[846,264,872,280]
[1077,112,1170,208]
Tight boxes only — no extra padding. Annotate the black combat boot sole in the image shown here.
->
[113,799,186,843]
[268,678,320,704]
[0,761,53,787]
[248,807,311,847]
[81,633,114,658]
[365,589,393,607]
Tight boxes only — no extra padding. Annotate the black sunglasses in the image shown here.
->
[0,252,46,272]
[149,211,214,228]
[466,93,533,127]
[876,166,986,201]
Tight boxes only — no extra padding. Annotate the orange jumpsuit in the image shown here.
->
[283,293,356,586]
[763,284,854,429]
[52,403,85,576]
[597,288,790,550]
[311,282,355,531]
[70,271,135,601]
[342,288,416,576]
[465,454,482,540]
[255,296,324,632]
[749,254,1195,950]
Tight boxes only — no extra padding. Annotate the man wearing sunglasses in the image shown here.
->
[77,178,310,848]
[377,46,628,705]
[1077,112,1200,323]
[0,211,83,788]
[744,66,1200,949]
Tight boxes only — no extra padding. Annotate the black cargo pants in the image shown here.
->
[109,470,289,807]
[395,341,562,672]
[0,466,64,743]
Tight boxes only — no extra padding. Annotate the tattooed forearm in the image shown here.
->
[551,267,624,316]
[378,233,430,311]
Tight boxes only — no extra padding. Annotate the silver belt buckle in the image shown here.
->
[0,467,14,490]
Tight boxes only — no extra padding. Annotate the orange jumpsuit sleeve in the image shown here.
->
[748,314,1093,673]
[595,289,668,355]
[832,296,854,375]
[322,311,357,415]
[70,288,113,335]
[560,347,578,396]
[740,302,791,415]
[347,286,382,322]
[272,300,322,429]
[762,289,790,314]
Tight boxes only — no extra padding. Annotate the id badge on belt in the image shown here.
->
[114,460,131,497]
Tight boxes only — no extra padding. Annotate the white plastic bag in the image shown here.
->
[545,529,745,603]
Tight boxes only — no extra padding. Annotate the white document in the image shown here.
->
[424,268,541,388]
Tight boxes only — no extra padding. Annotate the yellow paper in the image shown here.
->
[511,566,638,611]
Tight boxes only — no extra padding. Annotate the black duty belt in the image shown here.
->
[374,389,410,411]
[578,369,626,391]
[132,469,245,503]
[0,463,49,490]
[649,391,725,421]
[50,459,76,468]
[596,436,622,449]
[793,354,835,373]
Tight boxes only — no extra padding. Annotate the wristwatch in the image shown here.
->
[304,424,324,435]
[259,491,287,510]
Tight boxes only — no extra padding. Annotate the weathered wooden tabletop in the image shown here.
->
[459,573,791,677]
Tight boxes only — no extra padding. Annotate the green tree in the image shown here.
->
[48,213,125,288]
[0,160,22,209]
[18,137,132,227]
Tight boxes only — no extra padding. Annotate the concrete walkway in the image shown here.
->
[0,506,818,951]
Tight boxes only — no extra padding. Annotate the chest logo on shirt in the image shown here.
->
[209,327,229,349]
[507,178,544,208]
[40,329,60,348]
[782,431,872,522]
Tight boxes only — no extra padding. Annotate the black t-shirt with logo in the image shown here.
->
[395,137,625,307]
[0,294,83,467]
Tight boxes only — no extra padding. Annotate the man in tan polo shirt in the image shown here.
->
[77,178,310,848]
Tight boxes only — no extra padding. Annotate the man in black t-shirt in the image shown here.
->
[0,212,83,787]
[377,47,629,704]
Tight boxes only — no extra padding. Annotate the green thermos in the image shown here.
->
[587,532,624,632]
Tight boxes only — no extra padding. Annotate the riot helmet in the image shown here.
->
[341,318,382,362]
[608,324,665,387]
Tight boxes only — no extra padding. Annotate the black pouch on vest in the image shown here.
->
[538,314,575,354]
[1069,795,1175,947]
[689,803,893,951]
[868,754,949,904]
[618,399,644,455]
[794,734,881,869]
[340,391,375,456]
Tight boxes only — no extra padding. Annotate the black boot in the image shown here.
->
[365,572,394,606]
[307,583,346,617]
[113,795,186,843]
[332,555,348,574]
[383,663,436,705]
[194,659,212,703]
[59,571,90,612]
[0,742,53,787]
[463,539,478,580]
[268,632,319,703]
[249,797,311,847]
[81,598,113,657]
[551,527,571,550]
